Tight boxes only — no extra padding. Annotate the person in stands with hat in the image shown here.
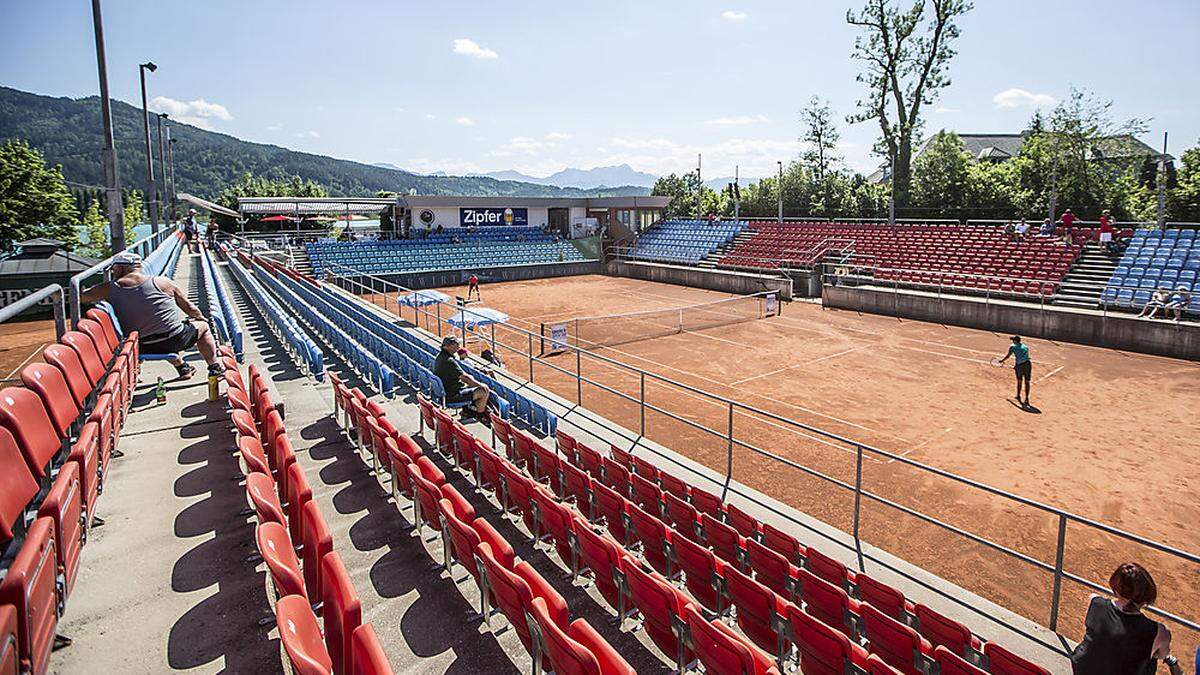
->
[183,209,199,253]
[433,335,489,419]
[80,250,221,380]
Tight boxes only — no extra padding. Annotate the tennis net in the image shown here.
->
[540,291,780,353]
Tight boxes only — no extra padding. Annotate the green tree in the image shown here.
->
[80,199,109,258]
[846,0,972,207]
[123,190,144,246]
[912,131,970,217]
[800,97,842,214]
[213,172,330,228]
[0,139,80,250]
[650,171,724,219]
[1168,142,1200,222]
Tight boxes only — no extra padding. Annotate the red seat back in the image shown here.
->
[724,564,784,655]
[746,538,796,600]
[574,524,624,613]
[856,573,908,621]
[590,482,629,544]
[245,471,285,526]
[982,642,1049,675]
[85,308,123,348]
[300,501,333,601]
[932,646,986,675]
[0,387,62,480]
[349,624,393,675]
[320,551,362,675]
[787,603,866,675]
[0,517,58,675]
[622,556,693,666]
[275,594,334,675]
[77,319,115,361]
[628,504,672,577]
[41,345,91,408]
[798,568,856,638]
[256,521,306,600]
[860,603,926,675]
[701,513,744,569]
[285,462,314,540]
[37,461,83,597]
[19,364,81,438]
[60,331,107,386]
[685,603,774,675]
[914,604,975,659]
[0,427,39,544]
[673,533,723,612]
[0,603,17,675]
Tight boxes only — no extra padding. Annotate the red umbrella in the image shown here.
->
[260,215,295,222]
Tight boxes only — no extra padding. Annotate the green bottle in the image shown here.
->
[155,376,167,405]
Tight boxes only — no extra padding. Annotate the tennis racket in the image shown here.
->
[989,357,1005,368]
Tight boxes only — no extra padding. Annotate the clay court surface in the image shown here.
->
[410,274,1199,649]
[0,318,56,383]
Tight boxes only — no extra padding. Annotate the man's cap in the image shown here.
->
[441,335,459,347]
[112,251,142,265]
[1011,334,1021,341]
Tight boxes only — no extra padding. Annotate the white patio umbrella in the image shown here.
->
[399,289,452,306]
[446,306,509,328]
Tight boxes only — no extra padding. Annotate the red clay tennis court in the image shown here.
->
[417,273,1199,654]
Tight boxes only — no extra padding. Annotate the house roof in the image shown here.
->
[0,240,99,277]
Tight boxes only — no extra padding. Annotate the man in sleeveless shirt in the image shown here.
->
[80,251,220,380]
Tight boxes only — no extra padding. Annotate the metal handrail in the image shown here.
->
[0,284,66,340]
[68,224,179,324]
[313,258,1198,647]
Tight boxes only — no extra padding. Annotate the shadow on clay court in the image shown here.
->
[1007,399,1043,414]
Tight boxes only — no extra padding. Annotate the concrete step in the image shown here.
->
[1055,298,1100,308]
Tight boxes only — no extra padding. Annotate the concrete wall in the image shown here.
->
[823,285,1200,360]
[608,259,794,301]
[339,260,601,291]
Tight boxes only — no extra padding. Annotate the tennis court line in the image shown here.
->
[4,344,45,380]
[728,346,866,386]
[1034,365,1066,383]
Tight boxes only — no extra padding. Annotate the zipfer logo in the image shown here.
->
[460,207,528,227]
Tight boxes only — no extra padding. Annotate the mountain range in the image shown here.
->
[0,86,650,201]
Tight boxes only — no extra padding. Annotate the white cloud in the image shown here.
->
[453,38,498,60]
[149,96,232,130]
[545,132,572,141]
[423,113,437,120]
[266,124,282,132]
[602,135,801,177]
[295,130,320,139]
[705,114,770,126]
[933,106,959,114]
[455,115,475,127]
[721,10,747,20]
[992,88,1056,109]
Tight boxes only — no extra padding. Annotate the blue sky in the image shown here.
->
[2,0,1197,181]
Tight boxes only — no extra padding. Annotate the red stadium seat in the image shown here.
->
[576,443,603,478]
[530,488,577,573]
[500,464,537,533]
[798,568,860,639]
[701,513,746,570]
[746,538,799,600]
[762,522,805,565]
[59,331,108,388]
[622,557,694,669]
[560,459,594,517]
[0,517,58,675]
[285,462,314,542]
[856,573,912,622]
[983,642,1050,675]
[510,428,536,469]
[36,461,83,598]
[663,491,700,542]
[488,411,513,459]
[529,597,636,675]
[914,604,982,662]
[573,524,626,615]
[300,500,334,602]
[0,427,39,546]
[804,545,855,593]
[786,602,870,675]
[860,602,932,675]
[590,482,630,545]
[609,445,632,469]
[320,551,362,675]
[19,364,82,439]
[275,594,333,675]
[600,457,631,498]
[476,542,568,658]
[631,455,659,481]
[349,624,393,675]
[257,521,307,601]
[0,388,63,483]
[441,503,514,607]
[658,471,691,502]
[726,502,760,539]
[630,473,664,517]
[866,654,903,674]
[531,442,561,494]
[685,604,779,675]
[230,409,259,443]
[932,645,987,675]
[628,504,674,578]
[39,345,91,411]
[474,443,504,495]
[673,533,726,613]
[238,436,271,477]
[724,564,788,659]
[246,472,286,526]
[554,429,577,463]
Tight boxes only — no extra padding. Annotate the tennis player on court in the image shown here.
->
[467,273,481,301]
[996,335,1032,407]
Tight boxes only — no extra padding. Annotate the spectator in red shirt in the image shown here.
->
[1060,208,1076,229]
[1099,210,1114,241]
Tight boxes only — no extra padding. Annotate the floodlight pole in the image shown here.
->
[696,154,703,220]
[888,153,896,226]
[777,161,784,224]
[1047,133,1061,225]
[139,61,160,234]
[156,113,169,222]
[167,133,177,221]
[733,165,740,222]
[1157,132,1168,229]
[90,0,125,253]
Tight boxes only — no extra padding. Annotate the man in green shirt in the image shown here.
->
[996,335,1032,407]
[433,335,490,417]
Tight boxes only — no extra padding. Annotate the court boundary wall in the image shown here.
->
[333,259,601,291]
[607,259,797,300]
[822,283,1200,360]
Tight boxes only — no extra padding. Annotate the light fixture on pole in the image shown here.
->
[777,161,783,224]
[90,0,125,253]
[156,113,168,225]
[139,61,160,234]
[167,133,177,222]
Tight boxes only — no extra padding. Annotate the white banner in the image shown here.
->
[765,293,778,315]
[550,323,570,352]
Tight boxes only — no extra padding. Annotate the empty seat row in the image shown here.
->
[226,252,326,379]
[0,308,140,675]
[199,243,244,360]
[629,220,745,265]
[225,361,393,675]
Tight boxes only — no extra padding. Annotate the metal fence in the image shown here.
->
[316,259,1198,658]
[0,284,66,339]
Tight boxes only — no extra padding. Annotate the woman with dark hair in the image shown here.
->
[1071,563,1182,674]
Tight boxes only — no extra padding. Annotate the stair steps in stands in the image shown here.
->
[1053,244,1119,308]
[698,230,755,268]
[291,246,313,275]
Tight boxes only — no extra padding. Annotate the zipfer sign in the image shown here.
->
[460,207,528,227]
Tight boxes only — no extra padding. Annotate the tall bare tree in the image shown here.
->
[846,0,972,206]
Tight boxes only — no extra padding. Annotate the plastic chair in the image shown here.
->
[275,594,334,675]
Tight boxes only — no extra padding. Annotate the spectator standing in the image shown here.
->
[1060,208,1076,230]
[1099,210,1114,244]
[183,209,199,253]
[1070,563,1183,675]
[206,220,219,248]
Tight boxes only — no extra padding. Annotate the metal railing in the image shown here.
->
[316,259,1198,658]
[68,225,179,325]
[0,284,67,340]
